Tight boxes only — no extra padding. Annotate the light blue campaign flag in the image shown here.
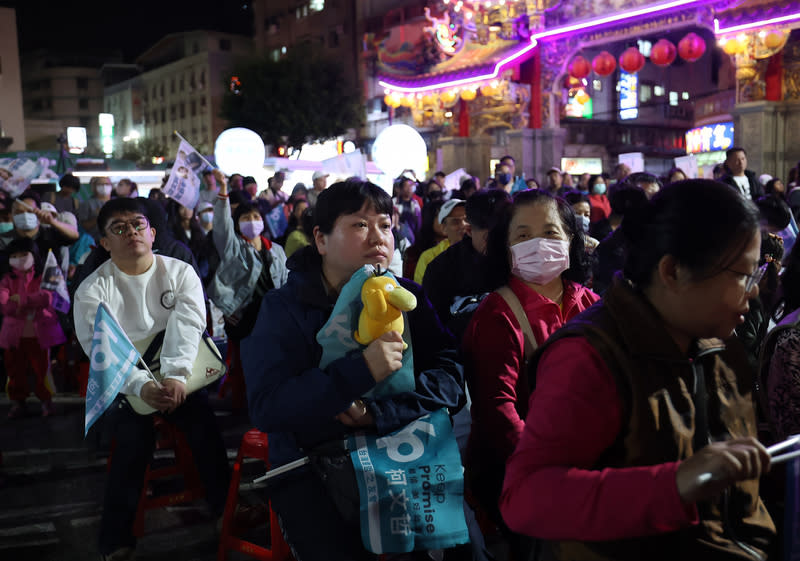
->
[347,408,469,554]
[84,302,142,436]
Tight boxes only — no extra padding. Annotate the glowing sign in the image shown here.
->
[98,113,114,155]
[618,72,638,121]
[685,121,734,154]
[67,127,87,154]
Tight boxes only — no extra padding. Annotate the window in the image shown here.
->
[191,100,197,116]
[180,77,184,92]
[161,108,166,122]
[76,77,89,90]
[170,79,175,94]
[669,91,679,106]
[79,98,89,109]
[152,111,158,124]
[170,105,176,119]
[219,39,231,51]
[592,79,602,92]
[640,83,653,104]
[180,103,185,118]
[160,83,165,97]
[682,91,690,101]
[310,0,324,11]
[654,85,665,97]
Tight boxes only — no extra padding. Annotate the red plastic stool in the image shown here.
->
[217,429,293,561]
[132,417,206,536]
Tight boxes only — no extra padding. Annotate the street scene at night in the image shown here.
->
[0,0,799,560]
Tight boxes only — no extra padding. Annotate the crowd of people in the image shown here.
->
[2,145,800,561]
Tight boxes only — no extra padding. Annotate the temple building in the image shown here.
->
[367,0,799,183]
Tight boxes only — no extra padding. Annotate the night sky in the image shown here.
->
[2,0,253,61]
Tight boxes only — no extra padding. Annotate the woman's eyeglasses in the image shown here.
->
[726,262,768,293]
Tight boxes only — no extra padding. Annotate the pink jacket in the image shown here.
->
[462,276,599,463]
[0,268,66,349]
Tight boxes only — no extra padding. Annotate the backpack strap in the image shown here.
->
[496,285,537,364]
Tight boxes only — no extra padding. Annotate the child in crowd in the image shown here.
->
[1,237,66,418]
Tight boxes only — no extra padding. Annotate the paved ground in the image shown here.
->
[0,389,271,561]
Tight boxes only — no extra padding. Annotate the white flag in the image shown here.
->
[163,139,208,209]
[40,249,70,314]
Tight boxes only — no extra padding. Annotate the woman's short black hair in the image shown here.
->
[608,184,648,216]
[314,179,392,235]
[96,198,149,235]
[621,179,760,288]
[485,189,590,289]
[232,201,263,237]
[756,195,792,230]
[563,190,591,207]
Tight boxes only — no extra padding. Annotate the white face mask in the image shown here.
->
[199,212,214,225]
[239,220,264,240]
[510,237,571,285]
[96,184,112,197]
[9,253,33,271]
[13,212,39,231]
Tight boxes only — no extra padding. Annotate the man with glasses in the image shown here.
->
[73,198,230,561]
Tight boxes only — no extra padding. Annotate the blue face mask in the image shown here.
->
[592,183,607,195]
[496,173,511,185]
[0,222,13,234]
[576,214,590,233]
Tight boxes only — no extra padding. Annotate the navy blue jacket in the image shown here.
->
[241,246,465,467]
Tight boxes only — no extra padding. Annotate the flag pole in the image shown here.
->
[173,131,216,169]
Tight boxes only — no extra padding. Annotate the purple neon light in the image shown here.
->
[377,41,537,93]
[714,12,800,34]
[530,0,704,40]
[379,0,707,92]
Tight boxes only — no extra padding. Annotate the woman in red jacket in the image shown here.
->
[1,238,66,418]
[461,189,599,558]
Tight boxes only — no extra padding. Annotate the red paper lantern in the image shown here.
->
[678,32,706,62]
[592,51,616,76]
[650,39,677,67]
[568,55,591,79]
[619,46,645,73]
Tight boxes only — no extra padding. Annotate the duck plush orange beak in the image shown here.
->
[354,274,417,349]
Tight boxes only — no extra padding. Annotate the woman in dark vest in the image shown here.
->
[501,179,775,560]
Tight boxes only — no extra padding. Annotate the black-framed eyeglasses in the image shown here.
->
[726,262,768,293]
[106,217,149,236]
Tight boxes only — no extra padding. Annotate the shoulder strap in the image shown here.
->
[496,285,537,363]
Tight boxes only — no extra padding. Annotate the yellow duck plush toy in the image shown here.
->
[354,272,417,349]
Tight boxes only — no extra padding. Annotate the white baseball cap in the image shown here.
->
[438,199,465,224]
[312,170,329,181]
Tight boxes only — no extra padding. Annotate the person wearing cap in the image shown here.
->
[195,201,214,235]
[55,173,81,215]
[422,188,511,342]
[1,189,78,276]
[306,170,329,209]
[413,198,467,284]
[544,167,564,196]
